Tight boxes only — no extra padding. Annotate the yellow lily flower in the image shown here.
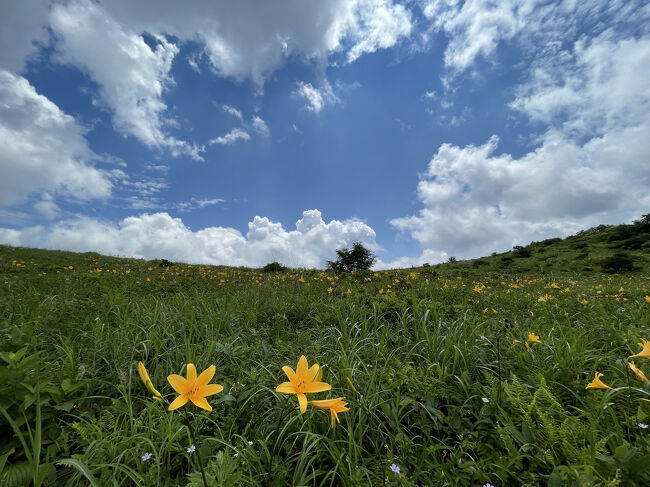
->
[586,372,612,390]
[137,362,163,402]
[276,356,331,413]
[630,339,650,359]
[527,332,541,344]
[310,397,350,425]
[167,364,223,412]
[629,361,648,382]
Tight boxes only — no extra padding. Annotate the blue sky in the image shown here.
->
[1,0,649,268]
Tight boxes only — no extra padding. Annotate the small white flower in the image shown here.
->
[482,397,489,403]
[187,445,196,453]
[248,441,253,446]
[639,423,649,429]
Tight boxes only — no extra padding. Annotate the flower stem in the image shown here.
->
[183,408,208,487]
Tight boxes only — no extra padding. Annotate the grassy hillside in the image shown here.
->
[0,221,649,486]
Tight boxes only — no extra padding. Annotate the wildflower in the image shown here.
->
[505,318,514,329]
[310,397,350,425]
[482,397,489,403]
[137,362,163,402]
[390,463,400,475]
[639,423,649,429]
[645,296,650,303]
[142,452,152,462]
[276,356,331,413]
[527,332,541,344]
[346,377,359,394]
[629,361,648,382]
[586,372,612,390]
[186,445,196,454]
[167,364,223,412]
[630,339,650,359]
[327,287,333,293]
[580,299,588,304]
[511,339,521,347]
[483,484,495,487]
[346,289,352,294]
[248,441,253,446]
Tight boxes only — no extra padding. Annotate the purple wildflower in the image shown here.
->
[141,452,152,462]
[390,463,400,475]
[505,318,514,329]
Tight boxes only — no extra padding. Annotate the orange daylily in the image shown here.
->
[276,355,331,413]
[586,372,612,390]
[310,397,350,425]
[629,361,648,382]
[630,339,650,359]
[167,364,223,412]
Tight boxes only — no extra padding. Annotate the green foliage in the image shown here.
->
[0,222,649,485]
[261,262,287,273]
[326,242,376,272]
[601,252,635,273]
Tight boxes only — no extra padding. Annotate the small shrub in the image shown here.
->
[326,242,376,272]
[447,256,457,263]
[262,262,287,273]
[159,259,174,267]
[472,259,489,268]
[601,252,635,273]
[513,245,531,258]
[540,237,562,246]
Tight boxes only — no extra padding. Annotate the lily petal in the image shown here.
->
[296,356,309,376]
[199,383,224,396]
[168,374,188,394]
[297,393,308,413]
[303,381,332,394]
[282,366,296,382]
[191,396,212,411]
[276,382,295,394]
[306,363,320,382]
[196,365,216,388]
[168,395,189,411]
[186,363,197,383]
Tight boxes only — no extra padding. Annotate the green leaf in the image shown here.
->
[57,459,100,487]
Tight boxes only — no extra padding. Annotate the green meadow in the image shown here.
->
[1,223,649,486]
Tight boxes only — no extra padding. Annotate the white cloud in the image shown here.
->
[391,126,650,259]
[176,197,225,212]
[511,35,650,137]
[424,0,649,75]
[344,0,413,62]
[0,70,112,208]
[49,0,203,160]
[209,128,251,145]
[251,116,270,137]
[0,210,378,268]
[294,82,340,113]
[100,0,413,86]
[0,0,51,72]
[222,104,243,121]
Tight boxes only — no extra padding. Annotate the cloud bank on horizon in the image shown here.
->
[0,0,648,268]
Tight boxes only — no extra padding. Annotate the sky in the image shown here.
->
[0,0,649,269]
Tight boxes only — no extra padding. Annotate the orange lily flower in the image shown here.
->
[167,364,223,412]
[586,372,612,390]
[631,339,650,359]
[276,356,331,413]
[310,397,350,425]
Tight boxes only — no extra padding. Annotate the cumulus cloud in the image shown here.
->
[49,0,203,160]
[0,0,51,72]
[387,7,650,261]
[100,0,413,86]
[0,210,378,268]
[209,128,251,145]
[0,70,112,208]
